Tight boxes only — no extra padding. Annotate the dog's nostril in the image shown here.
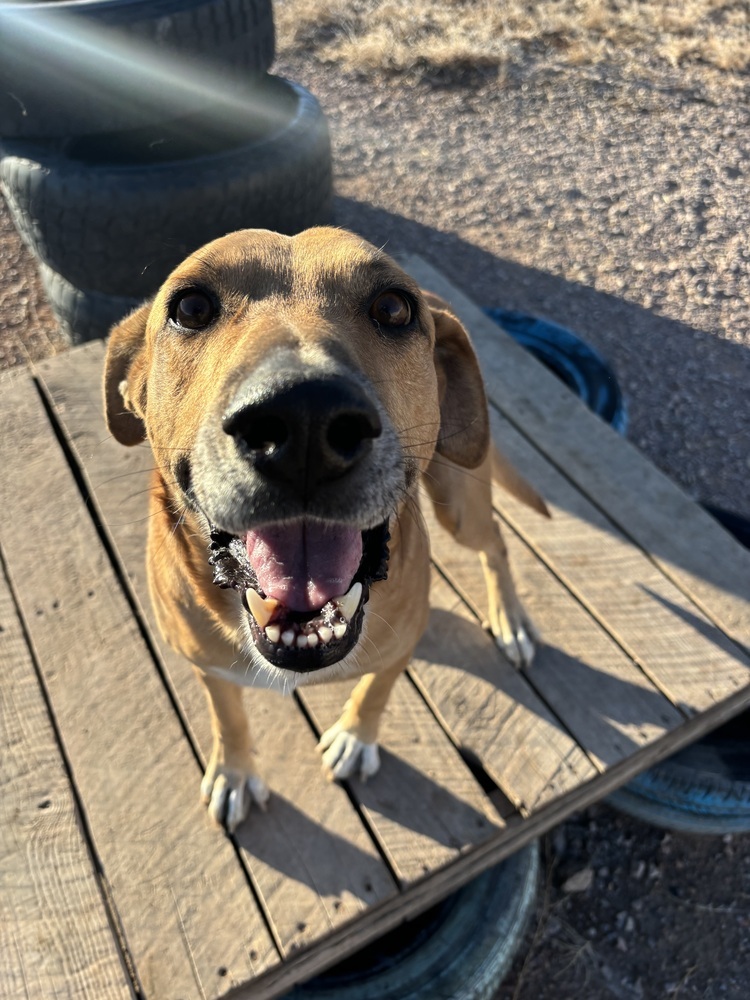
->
[327,413,381,459]
[226,412,288,455]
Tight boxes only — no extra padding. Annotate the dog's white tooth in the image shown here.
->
[296,634,308,648]
[332,622,347,640]
[265,624,281,643]
[337,581,362,622]
[246,588,279,628]
[306,632,319,648]
[318,625,333,644]
[281,629,296,647]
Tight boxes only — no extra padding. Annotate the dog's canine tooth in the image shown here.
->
[281,629,296,647]
[318,625,333,644]
[336,581,362,622]
[332,622,347,640]
[265,624,281,643]
[246,588,280,628]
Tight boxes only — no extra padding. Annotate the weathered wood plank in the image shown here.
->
[36,342,398,957]
[301,674,503,885]
[0,555,134,1000]
[0,370,278,1000]
[422,496,685,769]
[483,407,750,712]
[403,255,750,651]
[410,569,597,815]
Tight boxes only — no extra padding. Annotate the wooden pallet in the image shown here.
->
[1,258,748,1000]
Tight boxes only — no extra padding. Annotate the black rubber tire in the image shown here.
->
[38,264,142,344]
[0,0,274,139]
[607,737,750,834]
[0,77,333,298]
[284,842,539,1000]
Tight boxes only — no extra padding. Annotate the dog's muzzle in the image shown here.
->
[201,368,398,673]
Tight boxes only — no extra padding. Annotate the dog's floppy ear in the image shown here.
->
[103,302,151,446]
[426,293,490,469]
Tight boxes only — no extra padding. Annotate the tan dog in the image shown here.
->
[104,227,546,832]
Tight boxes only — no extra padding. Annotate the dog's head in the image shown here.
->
[104,227,488,678]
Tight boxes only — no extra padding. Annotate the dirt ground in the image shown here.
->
[1,10,749,999]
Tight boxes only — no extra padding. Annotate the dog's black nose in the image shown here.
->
[223,375,382,493]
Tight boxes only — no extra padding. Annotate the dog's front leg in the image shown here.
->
[194,668,270,832]
[423,452,537,668]
[317,654,409,782]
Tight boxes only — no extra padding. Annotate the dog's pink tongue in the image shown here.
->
[246,521,362,612]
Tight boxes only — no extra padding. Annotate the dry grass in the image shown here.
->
[275,0,750,81]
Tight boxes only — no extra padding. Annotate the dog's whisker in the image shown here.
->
[90,466,162,492]
[365,608,399,642]
[119,482,179,505]
[103,511,167,527]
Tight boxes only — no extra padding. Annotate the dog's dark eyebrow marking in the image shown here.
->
[314,258,420,301]
[182,250,296,299]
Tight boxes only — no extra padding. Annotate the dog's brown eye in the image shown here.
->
[171,290,216,331]
[369,291,412,328]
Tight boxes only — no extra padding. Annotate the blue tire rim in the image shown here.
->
[483,307,628,435]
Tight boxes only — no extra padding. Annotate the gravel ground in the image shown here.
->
[1,36,748,1000]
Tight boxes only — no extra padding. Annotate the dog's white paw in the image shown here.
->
[317,724,381,782]
[201,766,270,833]
[494,619,536,669]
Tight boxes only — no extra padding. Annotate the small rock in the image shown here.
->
[632,860,646,879]
[617,936,628,952]
[563,867,594,893]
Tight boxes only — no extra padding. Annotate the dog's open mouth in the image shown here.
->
[208,518,390,673]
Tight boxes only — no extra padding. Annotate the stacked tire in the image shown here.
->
[0,0,332,341]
